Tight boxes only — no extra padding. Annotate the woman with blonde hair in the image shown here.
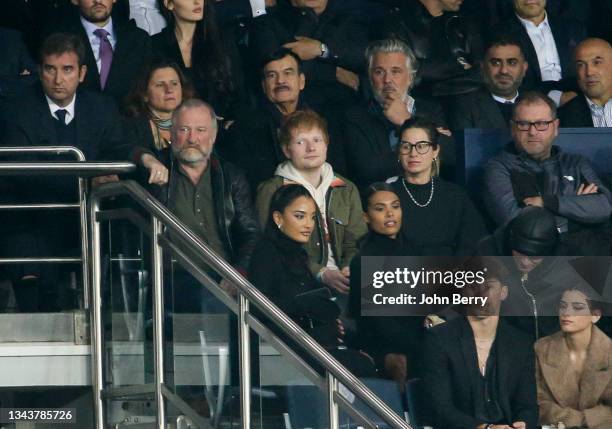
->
[387,116,486,255]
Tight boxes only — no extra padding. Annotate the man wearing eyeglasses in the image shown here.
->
[483,91,612,253]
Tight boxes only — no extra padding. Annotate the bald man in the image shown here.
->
[559,38,612,127]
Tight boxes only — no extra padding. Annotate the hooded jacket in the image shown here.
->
[255,162,367,275]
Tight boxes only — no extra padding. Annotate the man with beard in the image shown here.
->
[58,0,151,104]
[559,38,612,127]
[162,99,260,286]
[449,36,528,130]
[343,38,450,191]
[422,256,538,429]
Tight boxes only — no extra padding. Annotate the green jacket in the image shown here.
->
[255,175,367,275]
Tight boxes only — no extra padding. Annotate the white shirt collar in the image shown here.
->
[585,95,611,110]
[80,15,115,40]
[491,91,519,104]
[517,11,549,30]
[45,94,76,124]
[405,94,416,114]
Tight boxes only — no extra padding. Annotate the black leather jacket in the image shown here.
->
[381,0,484,97]
[154,154,260,273]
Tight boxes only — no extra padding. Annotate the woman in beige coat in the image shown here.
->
[535,287,612,429]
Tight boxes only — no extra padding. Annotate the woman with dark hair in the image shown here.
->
[153,0,244,120]
[535,286,612,429]
[249,184,376,376]
[348,183,423,384]
[387,116,487,255]
[123,59,195,185]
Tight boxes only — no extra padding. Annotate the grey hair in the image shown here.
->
[171,98,218,132]
[366,38,420,88]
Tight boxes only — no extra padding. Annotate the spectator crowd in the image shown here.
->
[0,0,611,427]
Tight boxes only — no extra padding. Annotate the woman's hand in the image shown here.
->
[141,153,169,185]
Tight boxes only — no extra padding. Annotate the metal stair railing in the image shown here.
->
[0,146,135,309]
[90,180,412,429]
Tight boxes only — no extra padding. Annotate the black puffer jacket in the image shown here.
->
[154,154,260,273]
[381,0,484,97]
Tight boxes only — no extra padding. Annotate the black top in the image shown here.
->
[249,231,340,348]
[494,100,514,125]
[151,26,245,120]
[348,231,425,375]
[389,176,487,255]
[422,317,538,429]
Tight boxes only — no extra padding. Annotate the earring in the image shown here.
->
[277,223,282,230]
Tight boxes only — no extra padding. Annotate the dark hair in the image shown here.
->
[40,32,86,67]
[485,34,525,59]
[158,0,237,100]
[266,184,316,235]
[260,48,303,77]
[279,110,329,148]
[561,284,604,315]
[513,91,558,120]
[463,256,510,285]
[123,60,196,118]
[362,182,398,211]
[397,116,441,176]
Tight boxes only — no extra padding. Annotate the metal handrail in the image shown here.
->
[0,146,135,310]
[90,180,412,429]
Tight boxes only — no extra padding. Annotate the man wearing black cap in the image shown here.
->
[479,207,585,342]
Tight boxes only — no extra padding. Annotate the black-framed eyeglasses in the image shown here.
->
[511,119,555,131]
[398,141,433,155]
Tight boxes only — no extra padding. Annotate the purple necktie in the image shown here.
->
[93,29,113,89]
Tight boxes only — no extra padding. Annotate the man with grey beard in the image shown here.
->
[343,38,450,192]
[161,99,259,288]
[449,36,528,130]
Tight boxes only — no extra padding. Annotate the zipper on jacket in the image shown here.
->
[520,272,539,340]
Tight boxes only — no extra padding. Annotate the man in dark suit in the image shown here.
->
[58,0,151,105]
[343,38,450,191]
[449,36,528,130]
[5,32,124,160]
[0,32,125,311]
[218,48,347,194]
[497,0,585,106]
[559,38,612,128]
[0,27,37,101]
[422,257,538,429]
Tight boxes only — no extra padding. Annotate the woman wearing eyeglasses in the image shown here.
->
[387,117,487,255]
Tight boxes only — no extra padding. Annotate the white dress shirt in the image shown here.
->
[492,91,519,104]
[129,0,166,35]
[249,0,267,17]
[80,16,116,74]
[586,96,612,128]
[45,94,76,125]
[517,13,562,82]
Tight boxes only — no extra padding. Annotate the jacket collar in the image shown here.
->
[538,327,611,409]
[504,141,561,162]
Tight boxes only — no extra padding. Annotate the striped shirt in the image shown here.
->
[586,97,612,128]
